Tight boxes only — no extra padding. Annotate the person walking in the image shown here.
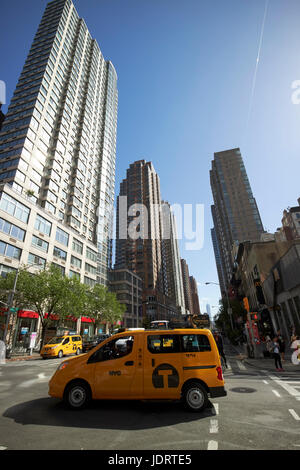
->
[272,337,284,371]
[277,330,286,362]
[213,332,228,368]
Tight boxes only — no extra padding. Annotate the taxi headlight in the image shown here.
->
[57,361,69,371]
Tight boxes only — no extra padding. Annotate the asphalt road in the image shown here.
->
[0,347,300,451]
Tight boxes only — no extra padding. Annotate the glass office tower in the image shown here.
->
[0,0,118,285]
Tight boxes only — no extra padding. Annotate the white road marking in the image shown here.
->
[0,446,7,450]
[213,403,219,415]
[207,440,218,450]
[263,380,269,384]
[269,376,300,398]
[209,419,219,433]
[237,361,246,371]
[289,409,300,421]
[272,389,281,398]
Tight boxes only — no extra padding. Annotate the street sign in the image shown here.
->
[9,307,17,313]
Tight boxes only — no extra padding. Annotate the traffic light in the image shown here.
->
[251,312,260,321]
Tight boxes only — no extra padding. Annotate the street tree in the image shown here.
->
[0,264,89,349]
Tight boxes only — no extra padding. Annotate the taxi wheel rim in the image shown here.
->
[69,386,86,407]
[187,387,204,409]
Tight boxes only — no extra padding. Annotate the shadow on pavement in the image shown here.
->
[3,397,217,430]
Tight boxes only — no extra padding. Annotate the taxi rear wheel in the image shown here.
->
[64,381,91,410]
[76,348,81,355]
[182,382,208,412]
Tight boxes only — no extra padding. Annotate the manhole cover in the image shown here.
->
[230,387,256,393]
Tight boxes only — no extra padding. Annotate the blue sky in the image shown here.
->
[1,0,300,315]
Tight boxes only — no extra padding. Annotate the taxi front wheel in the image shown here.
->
[182,382,208,412]
[64,380,91,410]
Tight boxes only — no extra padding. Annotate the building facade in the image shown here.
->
[281,198,300,241]
[263,241,300,339]
[115,160,182,321]
[0,183,100,349]
[109,268,143,328]
[210,148,264,295]
[189,275,201,316]
[180,258,193,315]
[0,0,118,286]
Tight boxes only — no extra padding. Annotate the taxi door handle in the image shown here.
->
[152,359,155,367]
[125,361,134,366]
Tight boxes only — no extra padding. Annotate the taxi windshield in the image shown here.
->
[47,336,65,345]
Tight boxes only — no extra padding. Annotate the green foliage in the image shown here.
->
[0,264,127,342]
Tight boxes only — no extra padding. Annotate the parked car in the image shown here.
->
[82,334,109,353]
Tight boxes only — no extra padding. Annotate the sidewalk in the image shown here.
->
[5,352,42,362]
[226,341,300,373]
[243,355,300,373]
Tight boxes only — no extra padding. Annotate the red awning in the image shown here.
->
[81,317,95,323]
[18,310,39,319]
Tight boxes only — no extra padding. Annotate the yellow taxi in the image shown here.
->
[48,328,227,411]
[41,334,82,359]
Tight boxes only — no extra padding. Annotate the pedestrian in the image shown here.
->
[213,332,228,368]
[272,336,284,371]
[264,335,272,357]
[277,330,286,362]
[290,335,300,351]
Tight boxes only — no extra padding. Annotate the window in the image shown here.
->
[69,270,80,279]
[34,214,52,236]
[53,246,67,261]
[0,264,17,277]
[28,252,46,267]
[71,255,81,268]
[85,262,96,275]
[31,234,49,253]
[0,192,30,223]
[52,262,65,275]
[0,241,21,260]
[86,247,97,263]
[0,218,25,241]
[181,335,211,352]
[72,238,83,254]
[147,335,180,354]
[87,336,134,364]
[56,227,69,246]
[84,276,96,287]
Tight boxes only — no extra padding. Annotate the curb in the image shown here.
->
[6,355,41,362]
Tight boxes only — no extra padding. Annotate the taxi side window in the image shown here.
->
[147,335,180,354]
[87,336,134,364]
[62,337,69,345]
[181,335,211,352]
[72,336,80,342]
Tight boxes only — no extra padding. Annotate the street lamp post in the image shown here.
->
[205,281,234,330]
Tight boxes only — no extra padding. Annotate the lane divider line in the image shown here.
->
[209,419,219,434]
[289,409,300,421]
[272,389,281,398]
[207,440,218,450]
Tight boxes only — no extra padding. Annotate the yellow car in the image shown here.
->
[48,328,227,411]
[41,335,82,359]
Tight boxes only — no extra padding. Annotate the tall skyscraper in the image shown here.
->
[189,275,201,316]
[161,200,186,315]
[181,258,194,315]
[115,160,182,321]
[210,148,264,294]
[0,0,118,285]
